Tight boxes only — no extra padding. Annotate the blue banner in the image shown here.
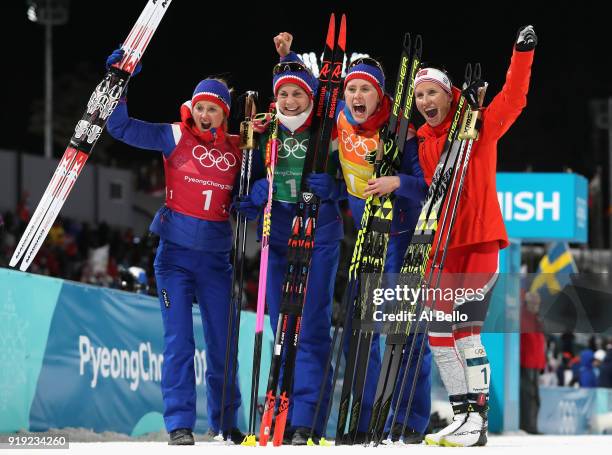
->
[0,270,62,432]
[496,173,588,242]
[0,268,273,436]
[538,387,596,434]
[29,280,173,433]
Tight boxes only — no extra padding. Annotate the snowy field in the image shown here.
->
[3,435,610,454]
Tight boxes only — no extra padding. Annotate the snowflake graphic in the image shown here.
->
[0,290,29,411]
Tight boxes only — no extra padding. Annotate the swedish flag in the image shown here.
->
[530,242,578,295]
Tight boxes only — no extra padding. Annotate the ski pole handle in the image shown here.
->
[240,91,258,150]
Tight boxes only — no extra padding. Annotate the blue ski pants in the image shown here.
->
[154,239,241,433]
[266,237,340,435]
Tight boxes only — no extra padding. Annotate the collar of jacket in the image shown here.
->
[274,102,313,134]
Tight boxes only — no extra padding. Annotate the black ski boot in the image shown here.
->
[291,427,319,446]
[224,427,245,445]
[282,427,295,445]
[401,427,424,444]
[168,428,195,445]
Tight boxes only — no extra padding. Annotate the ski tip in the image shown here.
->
[403,33,411,50]
[464,63,473,85]
[8,257,19,268]
[414,34,423,54]
[338,14,347,49]
[241,434,257,446]
[326,13,336,48]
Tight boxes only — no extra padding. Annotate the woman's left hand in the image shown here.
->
[363,176,400,197]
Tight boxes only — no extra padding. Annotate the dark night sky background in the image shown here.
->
[1,1,610,180]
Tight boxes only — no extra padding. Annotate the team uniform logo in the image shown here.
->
[341,130,377,158]
[279,137,308,159]
[192,145,237,171]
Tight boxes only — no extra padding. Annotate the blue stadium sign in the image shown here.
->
[496,173,588,243]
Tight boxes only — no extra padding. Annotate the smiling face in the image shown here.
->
[414,81,453,128]
[191,100,225,132]
[344,79,380,124]
[276,83,311,116]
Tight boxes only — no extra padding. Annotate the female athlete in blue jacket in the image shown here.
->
[106,49,242,445]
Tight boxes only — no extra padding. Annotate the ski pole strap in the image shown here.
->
[467,393,489,412]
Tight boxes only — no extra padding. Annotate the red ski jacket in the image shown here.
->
[417,48,534,251]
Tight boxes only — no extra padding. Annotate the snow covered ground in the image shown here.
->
[3,435,610,454]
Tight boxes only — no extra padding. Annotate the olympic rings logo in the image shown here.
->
[192,145,237,171]
[278,137,308,159]
[341,130,377,158]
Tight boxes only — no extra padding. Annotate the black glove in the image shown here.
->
[462,79,486,110]
[515,25,537,52]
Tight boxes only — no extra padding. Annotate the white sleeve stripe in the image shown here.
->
[171,124,182,145]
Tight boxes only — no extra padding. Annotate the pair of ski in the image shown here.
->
[367,63,488,446]
[217,92,259,441]
[333,33,422,446]
[241,111,279,446]
[253,13,347,447]
[10,0,172,272]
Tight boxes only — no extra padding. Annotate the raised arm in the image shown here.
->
[107,100,177,157]
[104,48,176,156]
[482,25,537,139]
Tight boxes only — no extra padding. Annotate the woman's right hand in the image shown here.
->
[233,197,260,221]
[273,32,293,58]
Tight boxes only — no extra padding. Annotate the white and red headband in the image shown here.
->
[414,68,452,95]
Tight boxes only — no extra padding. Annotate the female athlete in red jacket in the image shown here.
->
[414,25,537,447]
